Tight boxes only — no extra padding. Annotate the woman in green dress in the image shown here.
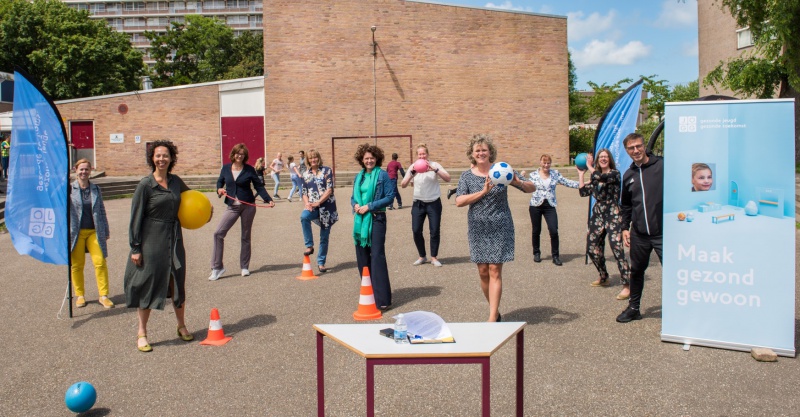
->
[124,141,205,352]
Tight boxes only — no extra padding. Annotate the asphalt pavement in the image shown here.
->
[0,183,798,416]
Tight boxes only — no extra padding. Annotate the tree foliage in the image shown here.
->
[568,52,588,124]
[641,75,670,120]
[704,0,800,160]
[670,79,700,102]
[0,0,145,100]
[147,15,264,87]
[568,126,595,156]
[585,78,633,120]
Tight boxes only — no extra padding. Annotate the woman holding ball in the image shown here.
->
[401,143,451,267]
[526,154,579,266]
[455,134,535,322]
[578,150,631,300]
[124,141,204,352]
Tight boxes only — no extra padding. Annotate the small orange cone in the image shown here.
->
[296,254,319,280]
[200,308,232,346]
[353,267,382,320]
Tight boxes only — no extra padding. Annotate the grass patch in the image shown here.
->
[104,193,133,200]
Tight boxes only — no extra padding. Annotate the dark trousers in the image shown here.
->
[390,178,402,207]
[411,198,442,258]
[628,229,663,309]
[355,213,391,308]
[212,204,257,270]
[529,201,559,257]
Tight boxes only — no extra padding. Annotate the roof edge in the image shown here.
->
[404,0,566,19]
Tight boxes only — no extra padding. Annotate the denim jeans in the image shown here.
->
[390,178,402,207]
[289,175,302,200]
[301,209,331,266]
[271,172,280,195]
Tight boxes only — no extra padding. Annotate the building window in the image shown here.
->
[124,18,145,27]
[250,15,262,25]
[124,2,146,11]
[89,3,106,13]
[737,27,754,49]
[204,0,225,9]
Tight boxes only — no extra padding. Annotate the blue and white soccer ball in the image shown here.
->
[489,162,515,186]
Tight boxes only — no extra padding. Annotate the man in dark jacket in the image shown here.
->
[617,133,664,323]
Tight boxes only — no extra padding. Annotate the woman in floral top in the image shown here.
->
[578,149,631,300]
[300,149,338,273]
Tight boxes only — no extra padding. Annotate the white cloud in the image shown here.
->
[655,0,697,27]
[572,40,652,67]
[484,1,534,12]
[567,10,617,42]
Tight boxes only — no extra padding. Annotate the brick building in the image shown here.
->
[265,0,568,172]
[55,0,568,176]
[697,0,754,97]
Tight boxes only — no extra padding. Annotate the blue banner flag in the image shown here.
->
[7,69,69,265]
[592,78,644,177]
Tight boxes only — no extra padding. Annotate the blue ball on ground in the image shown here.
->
[575,153,588,170]
[65,381,96,413]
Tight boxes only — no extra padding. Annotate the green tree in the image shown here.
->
[568,52,588,124]
[569,126,595,156]
[585,78,633,120]
[225,31,264,79]
[670,79,700,102]
[641,75,670,120]
[704,0,800,161]
[0,0,145,100]
[147,15,235,87]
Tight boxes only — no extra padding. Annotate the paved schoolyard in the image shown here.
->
[0,182,798,416]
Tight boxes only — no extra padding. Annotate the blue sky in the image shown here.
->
[441,0,699,90]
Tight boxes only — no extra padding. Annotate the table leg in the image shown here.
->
[516,328,524,417]
[481,357,490,416]
[366,359,375,417]
[317,331,325,417]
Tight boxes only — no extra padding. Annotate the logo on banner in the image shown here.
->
[679,116,697,133]
[29,208,56,238]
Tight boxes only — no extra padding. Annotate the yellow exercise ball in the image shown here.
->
[178,190,212,230]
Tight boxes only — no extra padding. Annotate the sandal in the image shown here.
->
[137,334,152,352]
[177,325,194,342]
[303,247,314,256]
[590,276,610,287]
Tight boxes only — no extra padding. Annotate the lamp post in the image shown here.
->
[371,26,377,144]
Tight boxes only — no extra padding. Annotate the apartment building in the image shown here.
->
[697,0,754,97]
[62,0,263,62]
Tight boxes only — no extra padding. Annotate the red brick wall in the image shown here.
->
[264,0,568,171]
[56,85,222,176]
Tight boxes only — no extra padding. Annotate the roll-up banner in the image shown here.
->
[662,99,796,357]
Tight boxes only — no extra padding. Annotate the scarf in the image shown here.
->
[352,167,382,247]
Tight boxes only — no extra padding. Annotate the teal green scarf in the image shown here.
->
[352,168,382,247]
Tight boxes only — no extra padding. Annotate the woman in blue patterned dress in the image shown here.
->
[455,134,536,322]
[300,149,338,273]
[578,150,631,300]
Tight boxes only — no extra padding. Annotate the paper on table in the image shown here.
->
[393,311,453,340]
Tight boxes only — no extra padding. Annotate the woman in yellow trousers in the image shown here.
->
[70,159,113,308]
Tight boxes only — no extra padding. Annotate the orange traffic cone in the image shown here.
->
[353,266,382,320]
[296,254,319,280]
[199,308,232,346]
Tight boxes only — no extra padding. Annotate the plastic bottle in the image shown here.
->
[394,314,408,344]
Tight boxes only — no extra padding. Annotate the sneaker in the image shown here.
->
[431,259,442,267]
[274,194,281,199]
[241,269,250,277]
[616,306,642,323]
[76,296,86,308]
[412,257,428,266]
[388,206,395,210]
[398,204,403,209]
[98,296,115,309]
[208,268,226,281]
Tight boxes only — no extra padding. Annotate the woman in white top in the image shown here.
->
[526,154,579,266]
[268,152,284,198]
[287,155,302,202]
[401,144,451,267]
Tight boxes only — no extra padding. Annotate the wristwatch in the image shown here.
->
[434,168,439,173]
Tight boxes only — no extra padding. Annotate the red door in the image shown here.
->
[220,116,264,165]
[70,121,94,167]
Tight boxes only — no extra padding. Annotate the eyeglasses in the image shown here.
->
[626,144,644,151]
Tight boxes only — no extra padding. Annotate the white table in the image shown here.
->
[313,322,525,416]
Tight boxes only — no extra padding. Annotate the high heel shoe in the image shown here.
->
[137,334,152,352]
[177,325,194,342]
